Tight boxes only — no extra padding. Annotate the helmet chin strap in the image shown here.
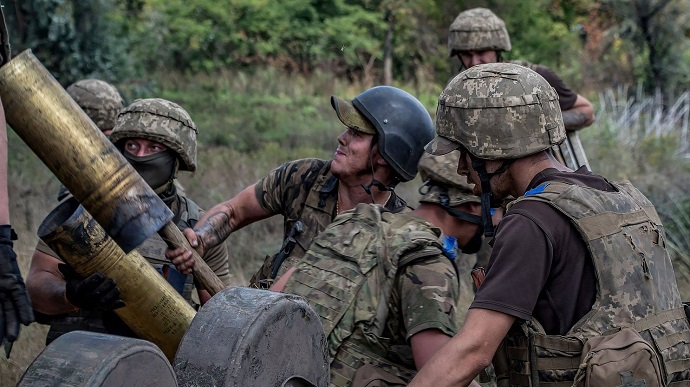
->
[470,157,513,237]
[360,141,396,204]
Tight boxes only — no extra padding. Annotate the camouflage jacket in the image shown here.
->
[497,180,690,385]
[250,158,409,287]
[283,204,459,386]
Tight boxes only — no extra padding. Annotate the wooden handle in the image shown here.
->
[158,222,226,295]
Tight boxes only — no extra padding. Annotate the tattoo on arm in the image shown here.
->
[562,110,589,131]
[195,205,234,253]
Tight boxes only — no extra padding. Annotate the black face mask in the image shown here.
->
[123,150,177,191]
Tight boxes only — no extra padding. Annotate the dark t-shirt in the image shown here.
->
[532,65,578,111]
[470,167,613,335]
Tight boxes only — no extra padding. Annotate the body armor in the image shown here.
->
[283,204,446,386]
[497,180,690,385]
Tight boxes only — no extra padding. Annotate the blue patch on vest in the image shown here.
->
[524,183,550,197]
[441,235,458,260]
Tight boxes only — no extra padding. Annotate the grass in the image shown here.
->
[1,70,688,383]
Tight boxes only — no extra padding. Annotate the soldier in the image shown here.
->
[26,98,231,344]
[0,96,34,353]
[167,86,435,289]
[410,63,690,386]
[56,79,125,201]
[448,8,594,132]
[270,151,485,386]
[66,79,124,137]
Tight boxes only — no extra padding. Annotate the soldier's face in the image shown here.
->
[332,127,376,177]
[457,49,498,68]
[124,138,168,157]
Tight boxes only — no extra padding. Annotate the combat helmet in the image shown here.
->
[66,79,125,133]
[448,8,512,57]
[418,151,479,207]
[331,86,435,182]
[428,62,565,159]
[110,98,198,172]
[427,63,564,237]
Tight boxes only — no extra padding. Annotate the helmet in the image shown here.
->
[110,98,198,171]
[448,8,512,57]
[418,151,480,206]
[427,62,565,160]
[331,86,435,182]
[66,79,125,132]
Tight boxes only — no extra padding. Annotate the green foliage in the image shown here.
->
[4,0,133,86]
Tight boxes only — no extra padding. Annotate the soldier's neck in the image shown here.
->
[336,183,391,214]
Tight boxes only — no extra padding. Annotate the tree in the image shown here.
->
[4,0,133,86]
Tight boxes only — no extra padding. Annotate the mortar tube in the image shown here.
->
[38,198,196,361]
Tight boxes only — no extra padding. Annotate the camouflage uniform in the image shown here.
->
[283,203,459,386]
[250,158,408,287]
[250,86,434,288]
[427,63,690,386]
[417,151,479,328]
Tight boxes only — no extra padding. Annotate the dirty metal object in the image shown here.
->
[0,50,170,252]
[18,331,177,387]
[0,50,225,295]
[174,287,329,387]
[38,198,196,360]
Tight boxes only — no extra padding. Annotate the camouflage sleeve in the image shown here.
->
[202,241,231,286]
[254,158,327,214]
[396,254,459,340]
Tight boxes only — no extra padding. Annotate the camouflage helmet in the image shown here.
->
[427,63,565,160]
[66,79,125,132]
[418,151,480,206]
[448,8,512,57]
[110,98,198,171]
[331,86,435,182]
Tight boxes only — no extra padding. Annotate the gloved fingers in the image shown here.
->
[92,279,125,311]
[9,282,34,325]
[57,263,79,280]
[77,272,107,293]
[1,298,19,343]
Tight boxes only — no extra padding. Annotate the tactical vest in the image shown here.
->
[46,195,202,344]
[251,162,409,288]
[496,181,690,386]
[282,203,446,386]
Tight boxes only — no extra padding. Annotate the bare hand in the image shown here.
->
[164,228,204,275]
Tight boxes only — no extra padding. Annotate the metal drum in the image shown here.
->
[18,331,177,387]
[174,287,330,387]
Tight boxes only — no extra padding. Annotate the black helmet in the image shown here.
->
[349,86,434,182]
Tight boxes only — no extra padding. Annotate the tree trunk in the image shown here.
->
[383,10,393,86]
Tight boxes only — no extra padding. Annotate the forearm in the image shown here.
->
[27,250,78,314]
[194,185,269,251]
[562,95,594,131]
[27,272,76,315]
[410,334,491,386]
[562,109,593,131]
[409,308,514,387]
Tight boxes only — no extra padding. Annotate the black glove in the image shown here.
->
[0,225,35,346]
[58,264,126,311]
